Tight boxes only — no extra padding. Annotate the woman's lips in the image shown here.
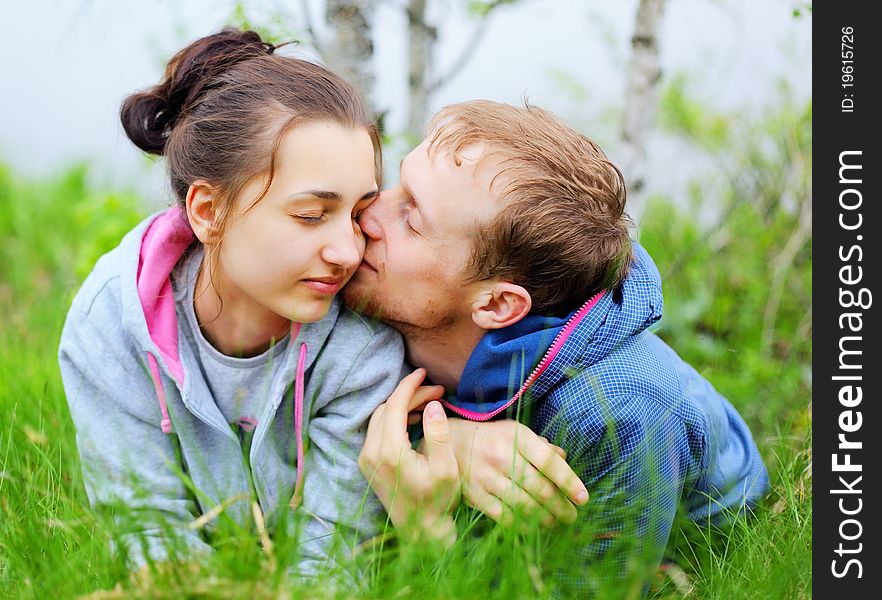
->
[302,277,344,295]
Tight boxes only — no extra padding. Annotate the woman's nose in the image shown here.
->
[323,220,363,271]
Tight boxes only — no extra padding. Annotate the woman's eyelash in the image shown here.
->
[294,213,325,224]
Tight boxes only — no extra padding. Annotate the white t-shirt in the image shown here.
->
[173,246,290,444]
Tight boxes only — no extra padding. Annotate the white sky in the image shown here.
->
[0,0,811,204]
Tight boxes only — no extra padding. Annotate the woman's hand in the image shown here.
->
[358,368,460,545]
[446,418,589,529]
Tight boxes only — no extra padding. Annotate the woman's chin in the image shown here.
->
[286,297,334,325]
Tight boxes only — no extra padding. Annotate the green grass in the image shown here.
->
[0,156,811,598]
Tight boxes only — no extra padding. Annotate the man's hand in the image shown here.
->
[446,418,589,529]
[359,368,460,545]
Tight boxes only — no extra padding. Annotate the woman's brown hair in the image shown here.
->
[120,27,381,241]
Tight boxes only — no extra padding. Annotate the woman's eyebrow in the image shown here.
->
[288,190,341,201]
[288,189,379,202]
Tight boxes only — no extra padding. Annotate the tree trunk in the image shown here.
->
[620,0,667,201]
[406,0,434,139]
[404,0,514,139]
[324,0,376,114]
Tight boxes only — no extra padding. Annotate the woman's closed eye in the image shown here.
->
[292,212,326,224]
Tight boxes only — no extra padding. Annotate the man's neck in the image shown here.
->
[401,321,485,393]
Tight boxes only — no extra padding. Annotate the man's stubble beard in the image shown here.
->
[342,281,458,341]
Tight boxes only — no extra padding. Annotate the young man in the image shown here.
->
[346,100,768,592]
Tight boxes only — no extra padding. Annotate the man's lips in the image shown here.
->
[358,258,378,274]
[302,276,344,295]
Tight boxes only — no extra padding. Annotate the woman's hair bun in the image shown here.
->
[120,28,274,156]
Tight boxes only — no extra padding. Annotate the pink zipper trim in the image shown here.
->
[442,291,606,422]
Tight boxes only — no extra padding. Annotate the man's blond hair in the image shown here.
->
[427,100,633,314]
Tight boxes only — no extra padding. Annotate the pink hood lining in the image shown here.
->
[136,208,308,508]
[137,207,193,387]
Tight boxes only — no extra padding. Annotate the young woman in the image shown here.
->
[58,28,404,575]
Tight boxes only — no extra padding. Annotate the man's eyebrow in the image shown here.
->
[398,154,416,203]
[401,180,418,205]
[398,154,433,227]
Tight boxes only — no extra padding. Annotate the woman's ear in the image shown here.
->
[471,282,532,330]
[185,180,218,244]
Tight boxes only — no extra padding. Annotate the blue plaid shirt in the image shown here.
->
[448,242,769,596]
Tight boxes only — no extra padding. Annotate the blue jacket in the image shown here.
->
[444,242,768,592]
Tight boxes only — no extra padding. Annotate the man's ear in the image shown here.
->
[185,180,219,244]
[471,282,532,330]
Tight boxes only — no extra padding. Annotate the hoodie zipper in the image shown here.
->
[443,290,606,422]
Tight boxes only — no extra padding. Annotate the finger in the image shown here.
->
[487,474,556,529]
[362,404,386,459]
[518,434,589,506]
[509,455,578,524]
[466,486,509,525]
[378,369,429,441]
[383,369,443,431]
[409,385,445,412]
[408,398,431,415]
[422,401,458,481]
[397,388,444,438]
[539,437,567,458]
[374,373,443,476]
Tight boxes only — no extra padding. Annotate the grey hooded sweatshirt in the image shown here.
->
[58,207,404,574]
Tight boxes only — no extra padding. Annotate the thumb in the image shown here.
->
[422,403,460,510]
[422,401,454,461]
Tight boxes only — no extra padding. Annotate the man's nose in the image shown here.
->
[358,189,394,240]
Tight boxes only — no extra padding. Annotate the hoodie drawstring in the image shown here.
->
[149,325,309,511]
[290,341,308,510]
[147,352,173,434]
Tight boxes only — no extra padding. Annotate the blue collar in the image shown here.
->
[446,241,663,418]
